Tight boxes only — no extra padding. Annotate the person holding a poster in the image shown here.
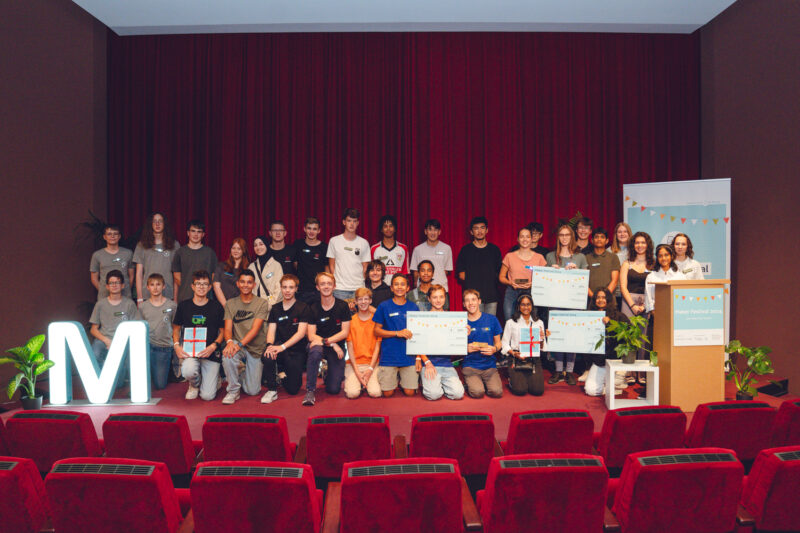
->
[498,226,547,321]
[462,289,504,398]
[584,288,628,397]
[501,293,548,396]
[671,233,705,280]
[545,224,588,386]
[416,284,466,401]
[645,244,686,313]
[373,274,420,397]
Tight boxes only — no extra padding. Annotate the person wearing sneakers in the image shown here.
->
[172,270,224,401]
[584,288,628,397]
[344,287,382,399]
[138,273,177,391]
[303,272,351,405]
[221,271,270,404]
[262,274,311,403]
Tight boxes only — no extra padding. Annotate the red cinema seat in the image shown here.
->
[503,410,594,455]
[686,401,776,465]
[770,399,800,448]
[45,457,191,533]
[0,418,8,455]
[594,405,686,475]
[202,414,296,462]
[0,456,50,533]
[102,413,200,478]
[477,454,608,533]
[410,413,497,476]
[739,446,800,532]
[324,458,481,533]
[6,410,101,472]
[191,461,323,533]
[302,415,399,479]
[604,448,743,533]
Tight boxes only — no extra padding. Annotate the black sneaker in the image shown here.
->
[302,391,315,406]
[565,372,577,386]
[547,372,564,385]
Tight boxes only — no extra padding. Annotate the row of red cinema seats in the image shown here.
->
[2,445,800,532]
[1,399,798,478]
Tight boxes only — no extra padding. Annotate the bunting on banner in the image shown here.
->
[623,196,732,225]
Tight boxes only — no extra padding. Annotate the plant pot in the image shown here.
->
[20,396,43,410]
[735,391,753,401]
[621,352,636,364]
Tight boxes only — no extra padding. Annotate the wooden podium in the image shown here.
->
[653,279,730,412]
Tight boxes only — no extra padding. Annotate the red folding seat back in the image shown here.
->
[505,410,594,454]
[477,454,607,533]
[7,410,101,471]
[686,401,776,461]
[340,458,462,533]
[0,418,8,455]
[45,457,184,533]
[612,447,743,533]
[103,413,196,475]
[740,446,800,532]
[306,415,391,478]
[202,414,294,462]
[770,399,800,448]
[596,406,686,469]
[191,461,322,533]
[0,456,49,533]
[410,413,495,476]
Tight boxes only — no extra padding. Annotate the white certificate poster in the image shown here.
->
[546,311,605,355]
[530,267,589,309]
[406,311,468,355]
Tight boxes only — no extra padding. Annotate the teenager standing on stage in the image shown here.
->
[249,236,283,307]
[327,208,371,301]
[213,238,250,308]
[410,219,453,293]
[134,212,180,303]
[172,220,218,303]
[671,233,705,280]
[90,224,134,300]
[266,220,297,275]
[499,226,547,320]
[456,216,502,315]
[293,217,328,304]
[371,215,410,285]
[610,222,633,307]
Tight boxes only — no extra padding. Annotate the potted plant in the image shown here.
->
[595,315,657,365]
[724,340,774,400]
[1,334,54,410]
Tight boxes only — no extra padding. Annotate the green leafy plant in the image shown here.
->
[724,340,773,398]
[595,315,658,366]
[0,334,55,399]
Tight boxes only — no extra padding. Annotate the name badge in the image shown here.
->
[114,311,127,317]
[435,251,444,255]
[389,312,399,317]
[683,267,694,274]
[266,272,274,278]
[163,308,173,313]
[320,317,330,322]
[224,271,234,276]
[303,249,311,253]
[344,247,353,251]
[278,315,288,321]
[592,263,600,267]
[524,265,534,270]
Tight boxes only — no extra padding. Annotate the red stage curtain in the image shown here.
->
[108,32,699,309]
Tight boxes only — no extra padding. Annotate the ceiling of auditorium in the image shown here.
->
[72,0,736,36]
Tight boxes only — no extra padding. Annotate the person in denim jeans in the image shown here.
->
[418,285,465,401]
[138,274,177,390]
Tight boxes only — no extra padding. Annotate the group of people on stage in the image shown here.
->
[88,208,706,405]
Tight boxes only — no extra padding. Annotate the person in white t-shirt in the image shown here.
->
[671,233,705,280]
[371,214,410,285]
[326,207,371,301]
[409,219,453,292]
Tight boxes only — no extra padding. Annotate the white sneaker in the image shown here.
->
[222,391,240,405]
[261,390,278,404]
[578,370,590,382]
[185,385,199,400]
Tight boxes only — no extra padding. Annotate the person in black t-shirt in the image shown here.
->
[261,274,312,402]
[172,270,224,401]
[303,272,351,406]
[292,217,328,304]
[456,216,502,316]
[266,220,297,275]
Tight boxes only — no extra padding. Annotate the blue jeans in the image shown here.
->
[503,287,528,321]
[149,345,173,390]
[332,289,355,301]
[91,339,129,396]
[421,366,465,400]
[306,344,346,395]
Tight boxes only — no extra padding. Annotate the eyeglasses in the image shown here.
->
[107,281,122,286]
[558,233,572,238]
[105,232,121,237]
[193,282,210,287]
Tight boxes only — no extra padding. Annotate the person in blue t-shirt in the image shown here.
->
[461,289,504,398]
[417,284,465,401]
[373,274,420,397]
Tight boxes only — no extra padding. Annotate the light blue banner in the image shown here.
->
[673,288,724,346]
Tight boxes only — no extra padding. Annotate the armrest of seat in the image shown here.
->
[592,431,601,450]
[736,504,756,527]
[603,507,620,532]
[322,481,341,533]
[177,509,195,533]
[494,439,504,457]
[193,442,204,467]
[393,434,408,459]
[294,435,307,463]
[461,477,482,531]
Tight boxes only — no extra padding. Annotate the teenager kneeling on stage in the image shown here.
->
[462,289,504,398]
[501,293,549,396]
[373,274,420,397]
[344,287,382,399]
[417,284,465,401]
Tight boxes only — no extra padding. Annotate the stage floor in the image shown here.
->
[2,373,795,444]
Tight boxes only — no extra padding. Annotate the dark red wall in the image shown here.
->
[0,0,108,397]
[701,0,800,393]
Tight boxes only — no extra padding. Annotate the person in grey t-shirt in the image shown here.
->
[138,273,177,390]
[133,212,180,303]
[172,219,218,303]
[90,224,134,299]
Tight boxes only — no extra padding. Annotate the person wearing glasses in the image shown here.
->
[90,224,134,300]
[266,220,297,276]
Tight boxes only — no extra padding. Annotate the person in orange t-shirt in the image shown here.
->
[344,288,382,398]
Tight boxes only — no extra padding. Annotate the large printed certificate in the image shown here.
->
[546,311,605,355]
[530,266,589,309]
[406,311,468,356]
